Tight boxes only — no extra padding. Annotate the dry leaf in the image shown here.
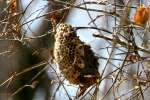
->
[134,5,149,26]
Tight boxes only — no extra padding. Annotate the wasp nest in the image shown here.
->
[54,23,100,96]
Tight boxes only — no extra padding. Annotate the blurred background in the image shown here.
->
[0,0,150,100]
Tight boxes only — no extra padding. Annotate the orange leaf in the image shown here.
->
[134,5,149,26]
[10,0,17,13]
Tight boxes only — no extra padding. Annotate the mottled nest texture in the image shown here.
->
[54,23,100,96]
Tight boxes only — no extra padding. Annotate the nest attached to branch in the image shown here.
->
[53,23,100,97]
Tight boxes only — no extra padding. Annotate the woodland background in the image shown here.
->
[0,0,150,100]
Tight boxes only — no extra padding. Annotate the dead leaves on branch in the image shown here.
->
[134,5,149,26]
